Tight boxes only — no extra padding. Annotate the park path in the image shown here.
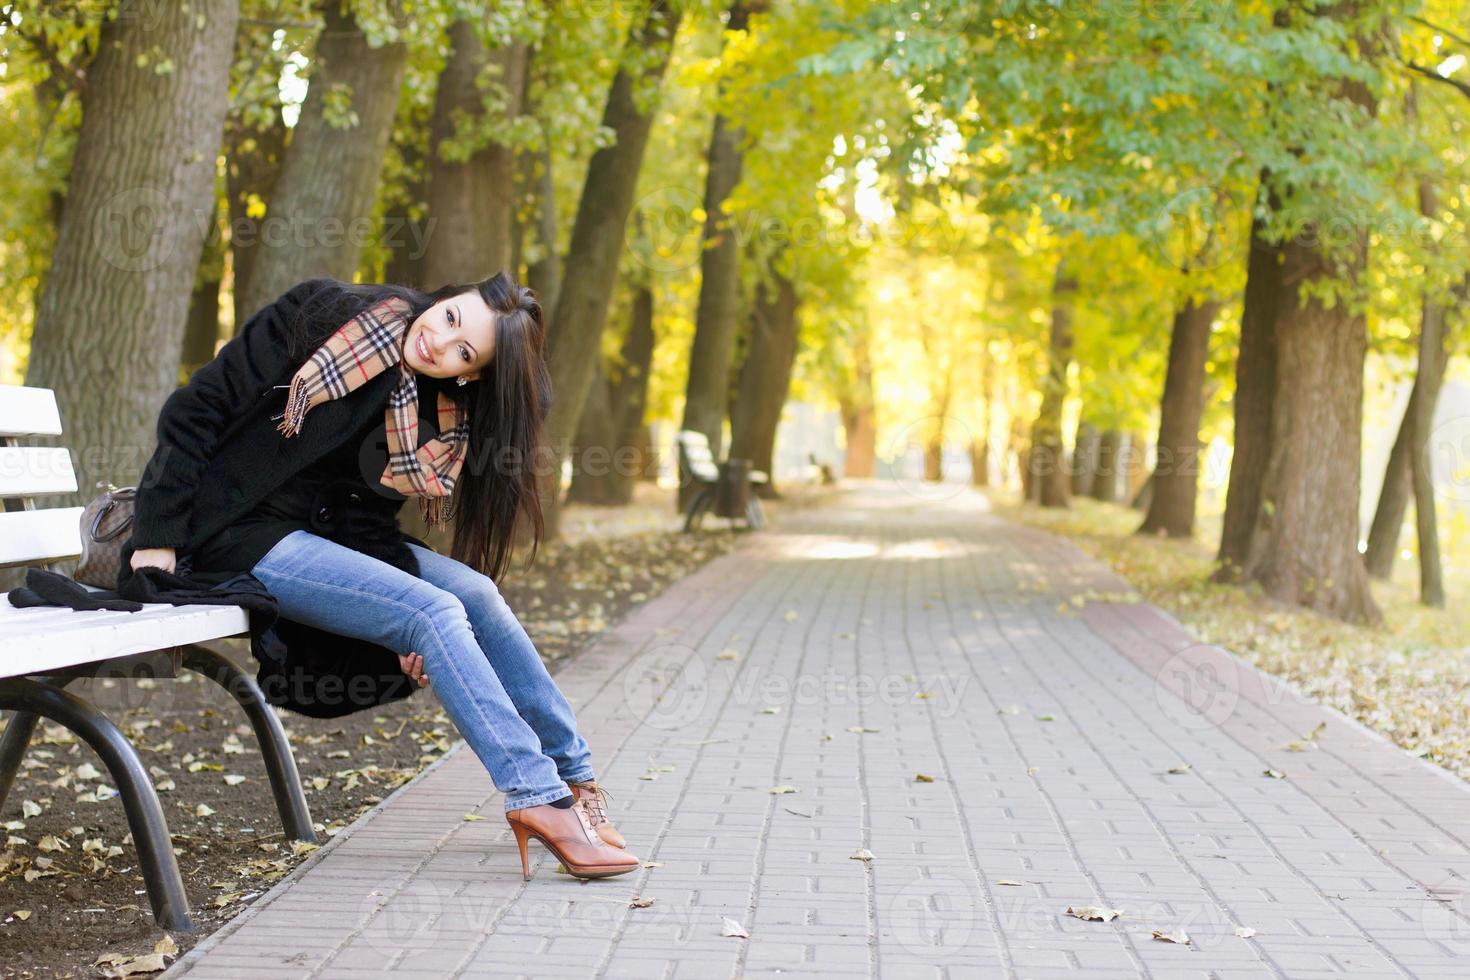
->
[163,481,1470,980]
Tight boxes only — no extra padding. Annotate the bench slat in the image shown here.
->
[0,386,63,438]
[0,507,84,567]
[0,599,249,676]
[0,447,78,497]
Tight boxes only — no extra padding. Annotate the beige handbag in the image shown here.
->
[73,482,137,588]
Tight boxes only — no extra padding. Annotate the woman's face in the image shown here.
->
[403,290,497,381]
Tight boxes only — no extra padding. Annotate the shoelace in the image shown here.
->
[574,782,612,826]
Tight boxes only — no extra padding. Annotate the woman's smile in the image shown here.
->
[414,328,436,366]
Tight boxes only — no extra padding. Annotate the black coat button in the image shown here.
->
[316,506,333,523]
[348,492,362,504]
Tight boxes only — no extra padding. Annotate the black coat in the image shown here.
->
[121,276,438,718]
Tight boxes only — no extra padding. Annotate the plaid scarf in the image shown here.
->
[275,294,469,529]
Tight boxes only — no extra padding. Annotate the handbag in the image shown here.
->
[74,482,138,588]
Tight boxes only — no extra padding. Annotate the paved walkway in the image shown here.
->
[164,482,1470,979]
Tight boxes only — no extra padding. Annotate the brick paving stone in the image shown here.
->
[161,483,1470,980]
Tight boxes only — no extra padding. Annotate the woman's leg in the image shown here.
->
[250,529,570,811]
[402,542,595,785]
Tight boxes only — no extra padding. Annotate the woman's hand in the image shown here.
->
[398,651,430,687]
[130,547,177,575]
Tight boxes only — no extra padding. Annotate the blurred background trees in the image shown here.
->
[2,0,1468,623]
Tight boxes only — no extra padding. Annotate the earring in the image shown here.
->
[456,376,469,386]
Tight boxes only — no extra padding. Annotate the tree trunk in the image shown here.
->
[1071,421,1099,496]
[971,437,990,487]
[421,21,528,286]
[23,1,239,503]
[1363,340,1450,577]
[1138,297,1219,536]
[1410,169,1451,607]
[1410,294,1447,608]
[180,194,228,380]
[566,353,618,505]
[1126,433,1151,509]
[1031,260,1077,507]
[839,334,876,478]
[522,48,562,322]
[1215,179,1283,579]
[567,277,655,507]
[237,1,409,317]
[223,96,288,331]
[1093,430,1123,502]
[1240,228,1380,623]
[680,0,760,458]
[730,263,800,498]
[610,281,657,497]
[542,0,682,537]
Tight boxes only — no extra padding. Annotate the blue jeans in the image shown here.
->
[250,529,592,810]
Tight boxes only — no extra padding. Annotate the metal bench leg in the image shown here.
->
[0,675,81,812]
[683,488,715,532]
[181,644,316,843]
[0,677,193,932]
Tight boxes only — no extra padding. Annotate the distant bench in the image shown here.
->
[0,383,316,932]
[675,429,766,532]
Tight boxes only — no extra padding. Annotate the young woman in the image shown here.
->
[126,272,638,881]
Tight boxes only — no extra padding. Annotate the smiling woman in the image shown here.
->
[120,271,639,881]
[404,292,497,380]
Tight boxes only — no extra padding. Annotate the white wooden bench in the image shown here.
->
[675,429,766,531]
[0,384,315,932]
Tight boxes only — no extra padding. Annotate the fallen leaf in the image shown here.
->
[13,909,30,920]
[716,649,740,661]
[783,610,798,622]
[1151,929,1191,944]
[629,896,655,909]
[1166,765,1191,775]
[914,773,936,783]
[846,726,880,734]
[721,916,750,938]
[768,785,799,795]
[760,707,781,715]
[223,774,247,786]
[1234,926,1257,938]
[995,879,1025,886]
[850,849,875,862]
[1262,769,1286,779]
[1066,905,1122,922]
[195,803,216,817]
[462,814,485,822]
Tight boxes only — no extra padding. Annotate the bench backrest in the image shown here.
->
[675,429,720,483]
[1,385,85,570]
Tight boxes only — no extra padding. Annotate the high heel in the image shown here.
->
[510,821,534,880]
[505,799,640,881]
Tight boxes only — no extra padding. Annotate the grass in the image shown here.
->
[995,492,1470,782]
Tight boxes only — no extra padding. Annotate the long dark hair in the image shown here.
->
[284,272,551,582]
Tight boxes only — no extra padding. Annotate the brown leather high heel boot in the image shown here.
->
[568,780,626,849]
[506,799,640,881]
